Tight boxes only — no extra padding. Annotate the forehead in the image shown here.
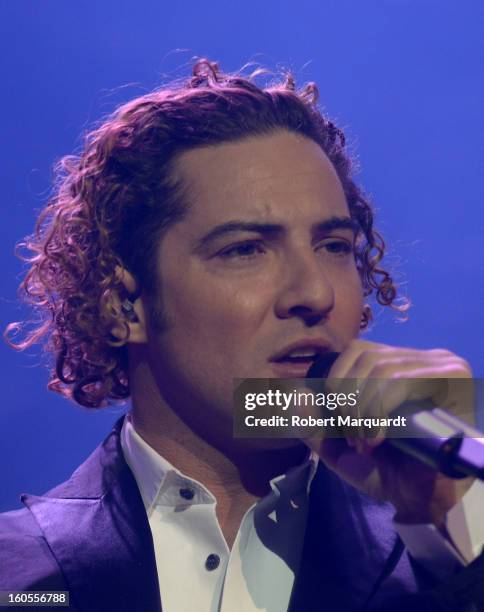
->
[173,130,349,228]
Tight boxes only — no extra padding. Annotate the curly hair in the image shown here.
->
[6,59,408,408]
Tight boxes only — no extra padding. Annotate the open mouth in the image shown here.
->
[270,348,328,377]
[273,348,326,364]
[269,342,332,377]
[274,354,319,364]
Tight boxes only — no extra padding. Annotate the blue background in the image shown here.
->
[1,1,483,511]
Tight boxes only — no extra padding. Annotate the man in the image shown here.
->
[1,59,483,611]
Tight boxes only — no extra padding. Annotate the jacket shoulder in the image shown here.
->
[0,509,68,591]
[0,507,41,536]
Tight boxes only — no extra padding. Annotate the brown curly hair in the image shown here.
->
[6,59,408,408]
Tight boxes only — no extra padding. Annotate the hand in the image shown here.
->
[302,340,475,529]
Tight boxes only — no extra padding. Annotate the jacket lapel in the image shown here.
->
[290,463,417,611]
[22,418,161,612]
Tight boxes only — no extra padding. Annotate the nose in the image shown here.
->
[274,250,335,326]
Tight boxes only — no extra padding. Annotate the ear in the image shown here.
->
[109,266,148,344]
[359,304,372,331]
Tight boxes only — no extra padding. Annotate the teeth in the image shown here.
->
[286,350,318,358]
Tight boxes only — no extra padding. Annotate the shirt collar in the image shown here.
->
[121,412,319,514]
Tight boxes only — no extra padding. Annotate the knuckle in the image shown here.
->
[454,357,472,376]
[371,363,395,378]
[355,348,384,367]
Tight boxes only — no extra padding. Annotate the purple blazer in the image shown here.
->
[1,418,483,611]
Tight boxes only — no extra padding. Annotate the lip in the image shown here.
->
[269,338,332,363]
[270,360,316,378]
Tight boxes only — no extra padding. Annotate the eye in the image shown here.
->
[218,241,266,260]
[318,239,354,256]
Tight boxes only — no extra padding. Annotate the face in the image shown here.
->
[143,130,364,427]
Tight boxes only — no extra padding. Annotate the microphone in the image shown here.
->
[306,352,484,480]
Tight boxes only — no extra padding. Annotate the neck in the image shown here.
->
[129,361,309,500]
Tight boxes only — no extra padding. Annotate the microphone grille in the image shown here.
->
[306,352,340,379]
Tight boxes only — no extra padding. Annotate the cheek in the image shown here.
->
[161,273,268,351]
[334,273,364,336]
[150,276,269,409]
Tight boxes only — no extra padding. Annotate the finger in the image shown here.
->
[327,340,385,380]
[328,342,413,393]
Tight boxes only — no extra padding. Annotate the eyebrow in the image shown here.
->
[194,216,359,251]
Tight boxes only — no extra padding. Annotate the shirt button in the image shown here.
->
[179,487,194,500]
[205,553,220,571]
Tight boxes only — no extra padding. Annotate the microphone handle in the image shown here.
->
[386,406,484,480]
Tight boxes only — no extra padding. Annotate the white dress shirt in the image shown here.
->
[121,413,318,612]
[120,413,484,611]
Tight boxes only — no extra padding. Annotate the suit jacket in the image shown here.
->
[1,417,483,612]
